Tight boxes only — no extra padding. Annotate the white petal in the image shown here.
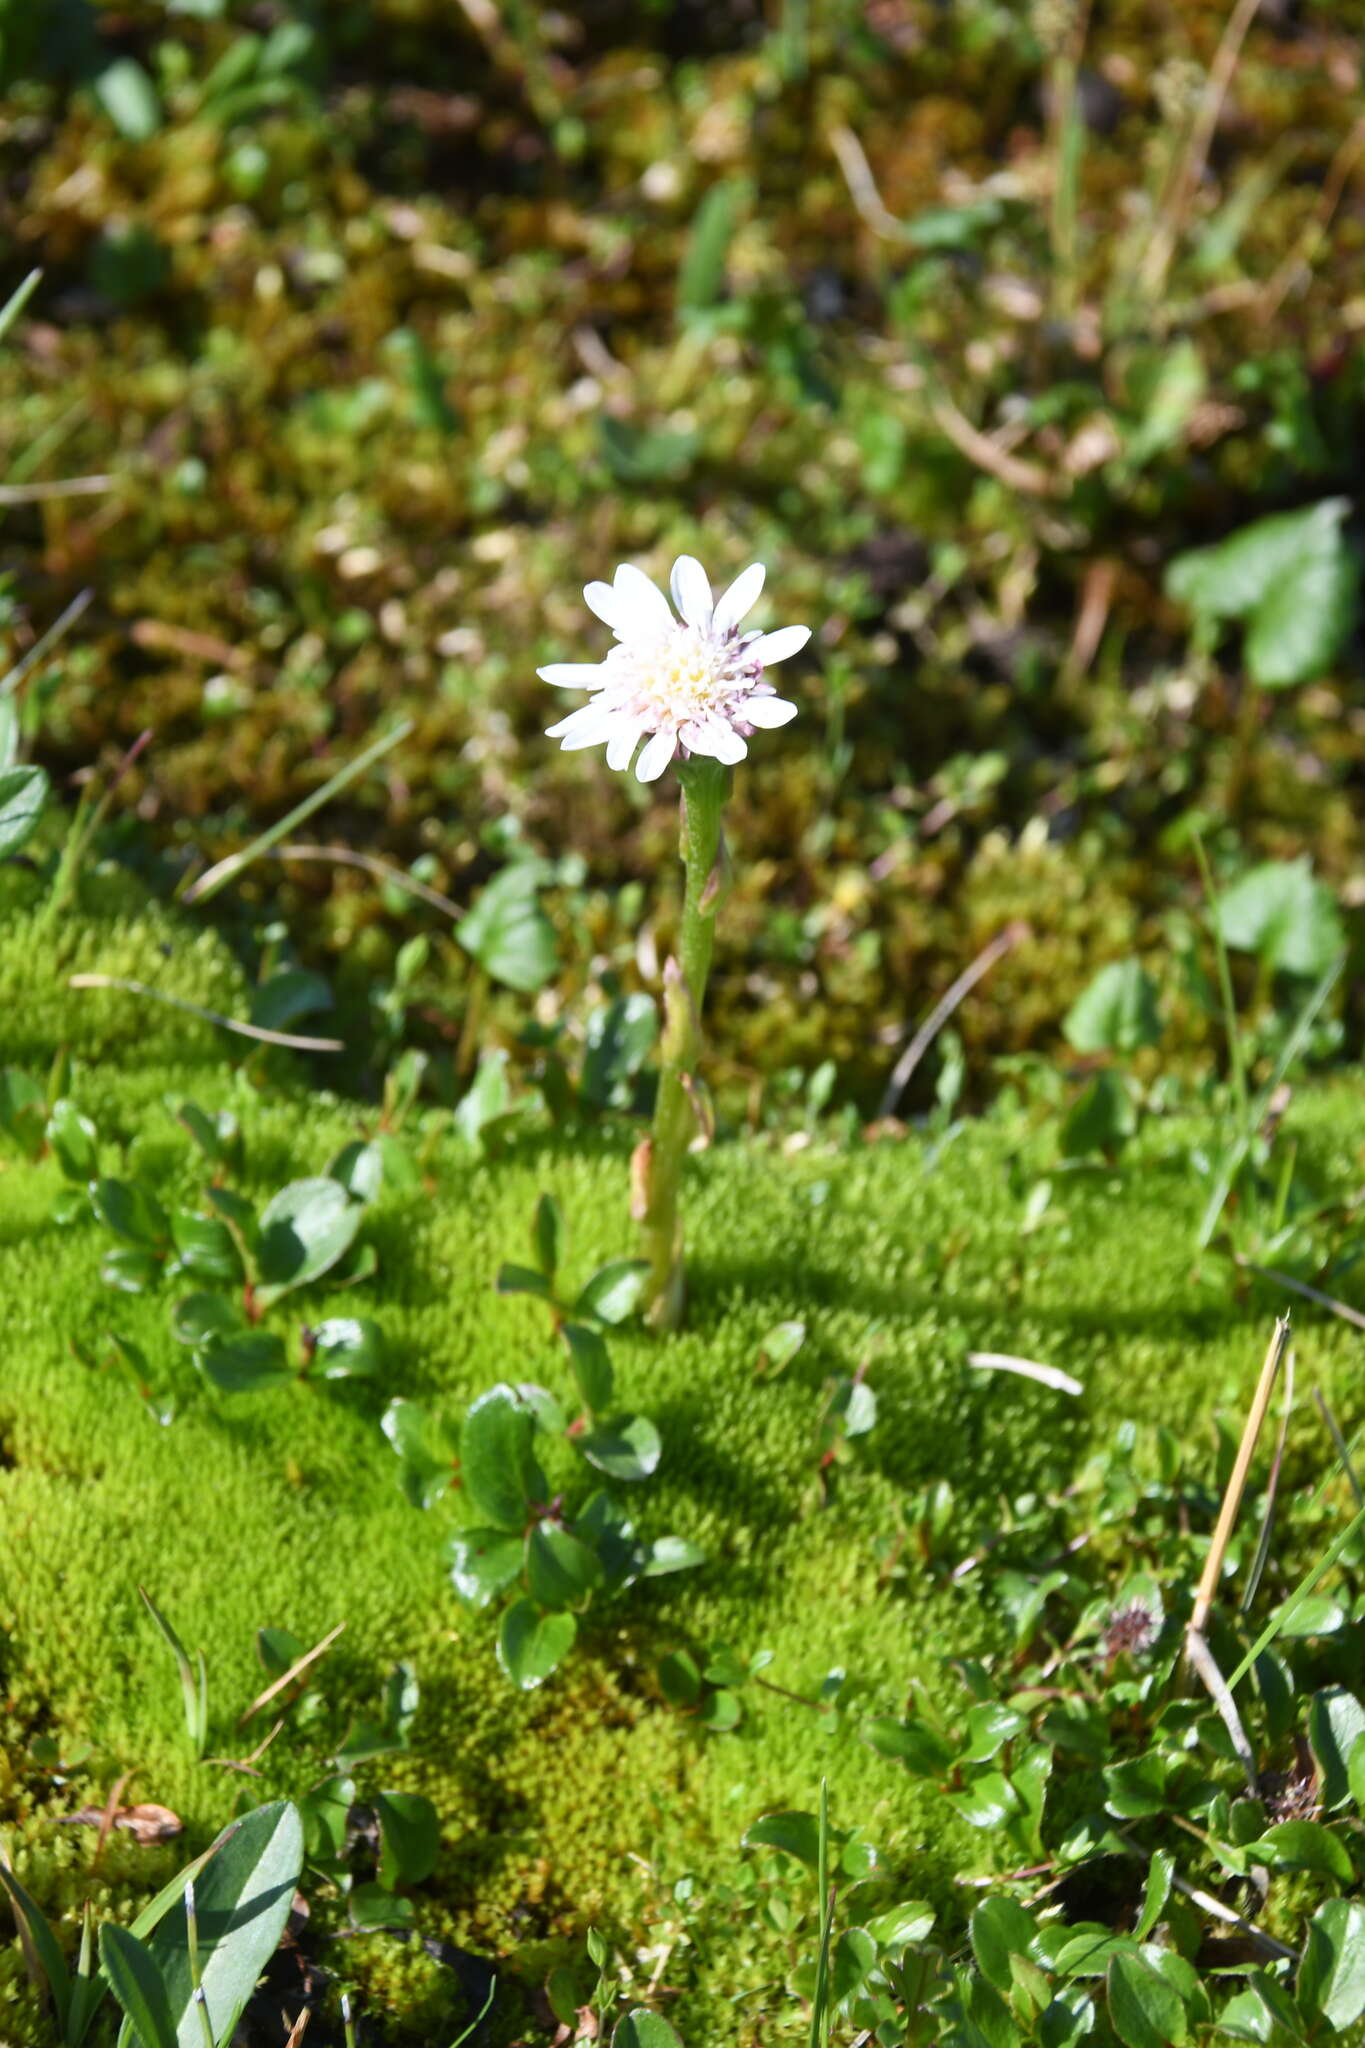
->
[635,728,677,782]
[738,694,798,728]
[670,554,713,628]
[605,724,642,772]
[685,715,747,765]
[538,662,609,688]
[584,580,620,628]
[546,701,619,743]
[612,563,674,638]
[713,561,765,634]
[747,624,810,666]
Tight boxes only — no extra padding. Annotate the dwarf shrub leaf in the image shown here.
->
[460,1385,545,1531]
[497,1599,576,1690]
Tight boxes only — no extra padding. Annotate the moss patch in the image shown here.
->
[2,887,1364,2044]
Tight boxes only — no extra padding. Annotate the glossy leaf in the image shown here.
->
[971,1895,1041,1992]
[1106,1951,1187,2048]
[1299,1899,1365,2032]
[142,1801,303,2048]
[532,1192,561,1279]
[742,1810,821,1870]
[1309,1688,1365,1811]
[563,1322,614,1413]
[573,1258,649,1325]
[171,1292,244,1347]
[99,1924,177,2048]
[611,2011,682,2048]
[862,1716,955,1779]
[456,863,557,992]
[496,1599,576,1690]
[446,1528,523,1609]
[460,1385,545,1531]
[309,1316,385,1378]
[170,1211,241,1283]
[198,1332,292,1392]
[0,764,48,858]
[526,1522,604,1610]
[376,1790,440,1888]
[1254,1819,1354,1881]
[256,1178,361,1301]
[579,1414,661,1482]
[46,1099,97,1181]
[642,1535,705,1577]
[91,1177,170,1249]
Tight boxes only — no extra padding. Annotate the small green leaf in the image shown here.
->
[657,1650,702,1708]
[1059,1070,1135,1158]
[349,1883,415,1932]
[612,2008,682,2048]
[495,1262,553,1301]
[496,1599,576,1690]
[579,1414,661,1482]
[867,1900,935,1952]
[198,1331,292,1392]
[1063,959,1162,1055]
[45,1099,97,1181]
[460,1385,545,1531]
[1309,1689,1365,1811]
[742,1810,822,1871]
[532,1193,561,1279]
[563,1323,614,1414]
[446,1528,523,1609]
[1215,860,1344,978]
[1106,1951,1188,2048]
[573,1258,649,1325]
[642,1536,705,1577]
[580,993,658,1107]
[250,967,332,1032]
[309,1317,385,1378]
[947,1773,1021,1831]
[171,1292,244,1347]
[456,864,558,992]
[170,1211,242,1283]
[526,1522,604,1610]
[971,1896,1041,1992]
[91,1177,170,1250]
[98,1923,178,2048]
[92,57,163,140]
[376,1790,440,1888]
[101,1246,164,1294]
[0,764,48,858]
[1134,1850,1175,1941]
[756,1318,806,1376]
[383,1399,459,1509]
[1255,1819,1354,1882]
[1298,1899,1365,2032]
[298,1774,354,1861]
[862,1716,955,1778]
[0,1067,47,1159]
[256,1178,361,1302]
[831,1927,877,2004]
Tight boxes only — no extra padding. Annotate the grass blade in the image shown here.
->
[138,1586,209,1759]
[0,1849,72,2031]
[182,718,413,906]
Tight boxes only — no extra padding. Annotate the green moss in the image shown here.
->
[2,890,1365,2042]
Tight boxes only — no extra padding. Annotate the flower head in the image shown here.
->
[540,556,808,782]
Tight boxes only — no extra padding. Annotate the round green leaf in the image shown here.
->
[460,1384,545,1531]
[198,1331,291,1392]
[573,1258,649,1326]
[376,1790,440,1888]
[171,1292,244,1347]
[496,1598,576,1690]
[862,1716,955,1779]
[1300,1898,1365,2032]
[1106,1950,1188,2048]
[642,1536,705,1578]
[446,1528,523,1609]
[45,1099,97,1181]
[971,1895,1041,1992]
[1063,959,1162,1055]
[91,1176,170,1250]
[579,1414,661,1482]
[309,1316,385,1378]
[526,1522,603,1610]
[1309,1688,1365,1812]
[256,1178,361,1299]
[1255,1819,1354,1882]
[612,2010,682,2048]
[742,1810,821,1871]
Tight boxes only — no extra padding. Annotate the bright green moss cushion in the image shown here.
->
[2,874,1363,2043]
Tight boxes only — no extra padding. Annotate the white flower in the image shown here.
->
[540,556,808,782]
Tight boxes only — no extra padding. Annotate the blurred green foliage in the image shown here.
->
[1,0,1364,1098]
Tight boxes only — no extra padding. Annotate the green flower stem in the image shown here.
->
[638,756,728,1329]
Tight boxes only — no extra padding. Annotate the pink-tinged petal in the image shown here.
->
[635,728,677,782]
[747,624,810,666]
[605,724,642,772]
[584,580,620,628]
[712,561,765,633]
[670,554,713,629]
[546,701,618,743]
[538,662,609,688]
[685,715,747,765]
[612,563,674,638]
[737,694,798,728]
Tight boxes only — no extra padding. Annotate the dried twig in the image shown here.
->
[880,920,1030,1116]
[967,1352,1083,1397]
[268,843,463,920]
[238,1621,346,1727]
[1233,1253,1365,1334]
[68,975,344,1053]
[0,475,115,505]
[928,393,1058,498]
[1184,1630,1257,1793]
[1188,1317,1290,1640]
